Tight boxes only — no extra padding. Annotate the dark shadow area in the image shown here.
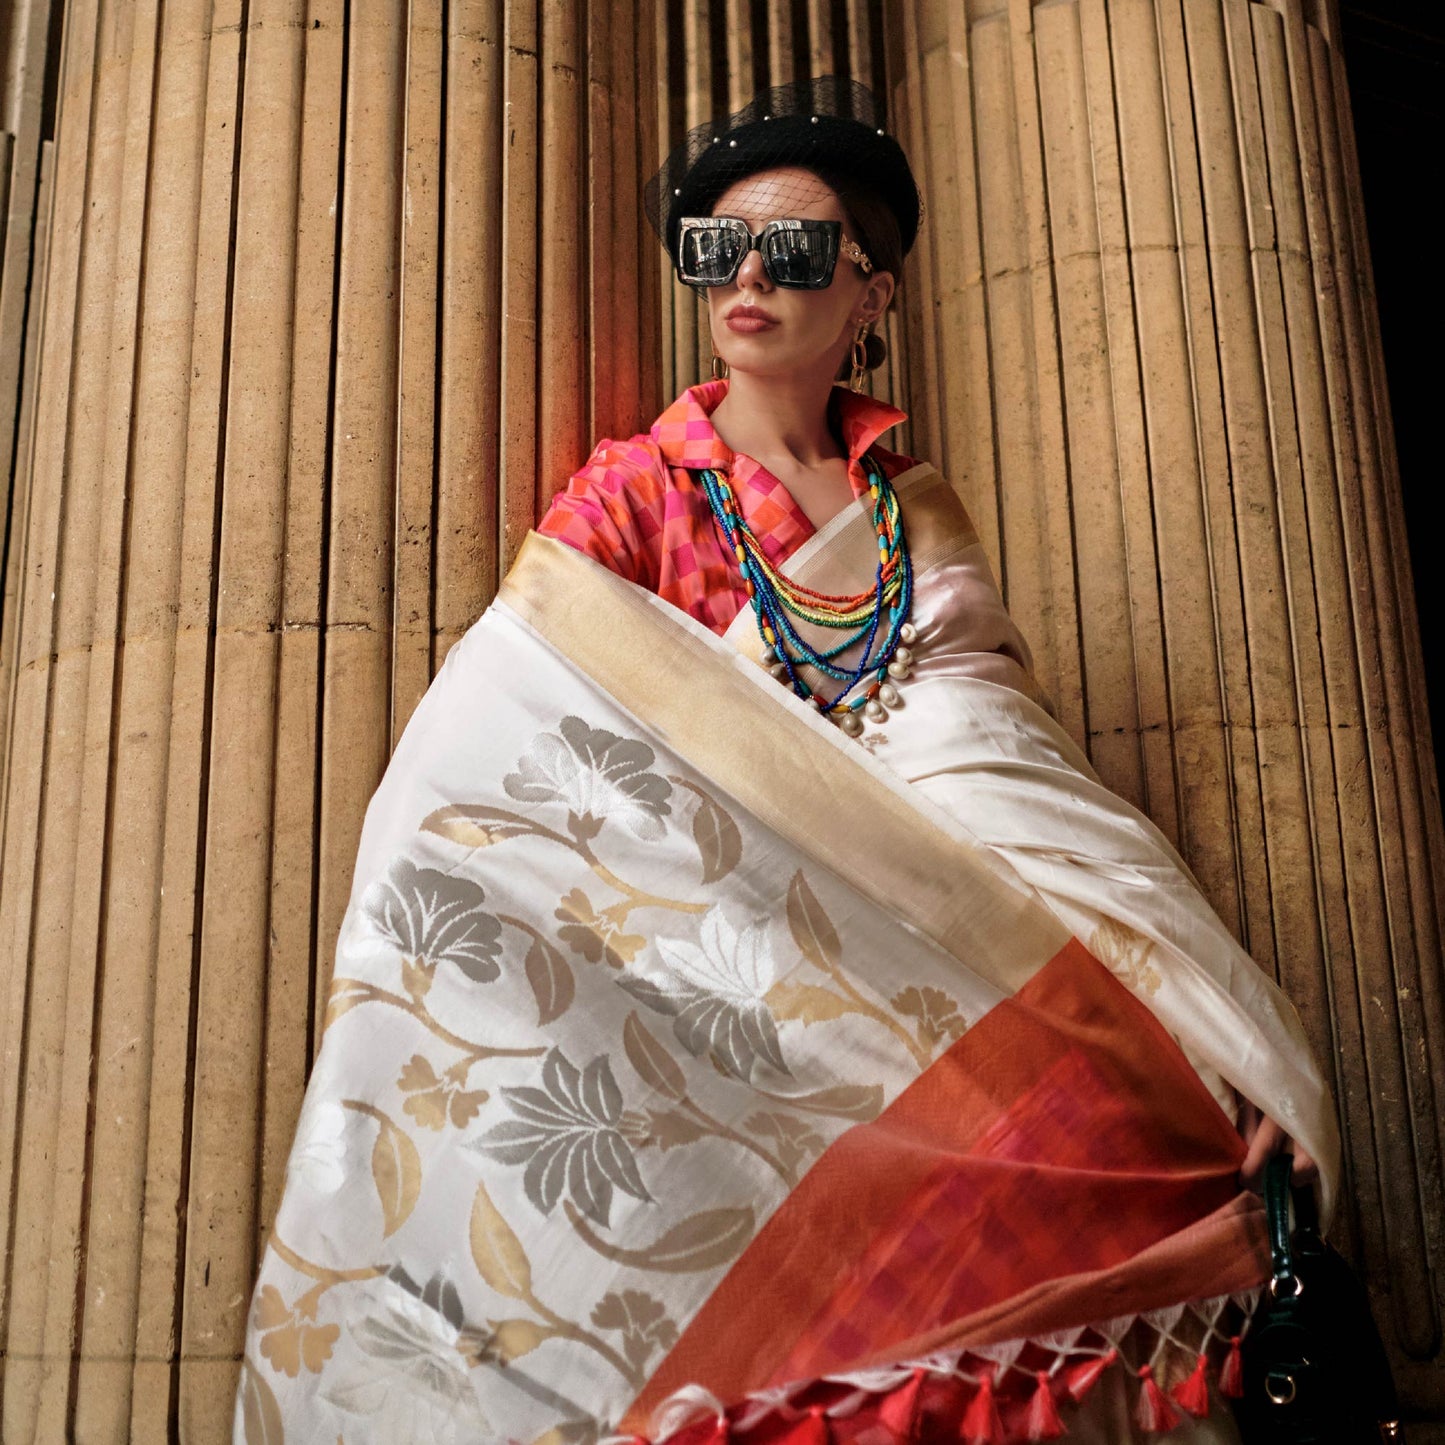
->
[1339,1,1444,772]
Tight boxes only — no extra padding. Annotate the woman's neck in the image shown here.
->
[708,367,845,471]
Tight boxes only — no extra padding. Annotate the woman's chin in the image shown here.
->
[715,352,838,385]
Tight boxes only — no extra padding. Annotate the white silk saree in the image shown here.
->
[236,468,1338,1445]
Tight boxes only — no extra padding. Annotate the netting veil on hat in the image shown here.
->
[645,76,923,264]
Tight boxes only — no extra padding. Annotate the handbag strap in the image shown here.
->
[1264,1153,1302,1298]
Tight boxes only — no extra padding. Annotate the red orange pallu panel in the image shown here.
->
[630,941,1257,1419]
[237,496,1336,1445]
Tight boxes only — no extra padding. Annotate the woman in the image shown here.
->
[237,79,1335,1445]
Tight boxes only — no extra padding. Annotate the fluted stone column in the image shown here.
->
[888,0,1444,1414]
[0,1,658,1436]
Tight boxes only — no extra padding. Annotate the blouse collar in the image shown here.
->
[650,379,908,486]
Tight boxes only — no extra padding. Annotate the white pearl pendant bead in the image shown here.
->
[900,622,917,644]
[762,646,778,664]
[893,645,913,666]
[878,682,901,707]
[887,660,911,680]
[865,699,887,722]
[769,663,788,680]
[838,711,864,737]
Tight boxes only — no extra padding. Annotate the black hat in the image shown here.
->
[645,77,922,265]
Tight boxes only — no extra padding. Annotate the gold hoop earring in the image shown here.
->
[711,352,729,381]
[849,324,870,393]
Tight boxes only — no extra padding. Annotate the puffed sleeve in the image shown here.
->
[536,437,669,592]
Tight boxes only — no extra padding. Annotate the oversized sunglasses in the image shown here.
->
[675,217,873,289]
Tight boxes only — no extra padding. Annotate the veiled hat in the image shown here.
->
[645,76,922,263]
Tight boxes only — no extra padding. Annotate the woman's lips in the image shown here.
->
[725,306,778,334]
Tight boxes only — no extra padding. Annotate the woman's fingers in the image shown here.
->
[1288,1147,1319,1184]
[1239,1113,1284,1190]
[1236,1096,1320,1189]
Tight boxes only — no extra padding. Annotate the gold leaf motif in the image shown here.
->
[556,889,646,968]
[1090,917,1162,997]
[368,1109,422,1237]
[744,1112,826,1176]
[255,1284,291,1330]
[259,1322,304,1377]
[487,1317,549,1363]
[565,1202,754,1272]
[525,935,575,1024]
[786,871,841,973]
[447,1089,487,1128]
[646,1108,710,1150]
[590,1289,679,1372]
[240,1360,285,1445]
[401,955,434,1001]
[469,1180,533,1301]
[301,1321,340,1372]
[622,1011,688,1102]
[398,1055,440,1093]
[689,790,743,883]
[568,810,605,842]
[398,1054,487,1132]
[402,1090,450,1132]
[530,1427,595,1445]
[890,984,968,1049]
[324,978,373,1029]
[422,804,536,848]
[758,1082,884,1121]
[765,979,852,1025]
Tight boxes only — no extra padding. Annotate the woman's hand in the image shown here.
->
[1237,1096,1318,1190]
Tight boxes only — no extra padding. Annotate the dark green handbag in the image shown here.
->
[1230,1155,1401,1442]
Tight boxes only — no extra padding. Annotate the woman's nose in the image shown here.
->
[735,246,770,290]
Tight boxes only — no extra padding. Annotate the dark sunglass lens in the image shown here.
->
[682,226,742,283]
[764,228,833,287]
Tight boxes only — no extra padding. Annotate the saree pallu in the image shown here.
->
[236,469,1338,1445]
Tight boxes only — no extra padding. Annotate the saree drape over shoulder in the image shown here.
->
[236,466,1338,1445]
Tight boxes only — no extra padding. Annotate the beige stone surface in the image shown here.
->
[0,1,661,1432]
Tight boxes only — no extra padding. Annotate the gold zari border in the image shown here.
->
[499,532,1068,986]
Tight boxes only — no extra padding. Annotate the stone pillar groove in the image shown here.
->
[0,0,57,811]
[889,0,1444,1409]
[0,0,659,1433]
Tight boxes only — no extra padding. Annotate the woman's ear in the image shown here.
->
[859,270,895,326]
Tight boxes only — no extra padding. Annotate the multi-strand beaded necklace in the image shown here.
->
[696,452,915,735]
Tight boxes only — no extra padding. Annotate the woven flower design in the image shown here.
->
[288,1097,350,1195]
[504,716,673,840]
[317,1282,489,1436]
[744,1112,826,1177]
[555,887,646,968]
[891,985,969,1051]
[475,1048,651,1227]
[362,857,503,983]
[255,1285,340,1378]
[619,908,788,1082]
[397,1055,488,1131]
[590,1290,680,1373]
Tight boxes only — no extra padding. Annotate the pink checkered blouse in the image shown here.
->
[537,380,917,634]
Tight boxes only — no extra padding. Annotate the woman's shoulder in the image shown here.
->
[537,429,677,584]
[569,430,672,495]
